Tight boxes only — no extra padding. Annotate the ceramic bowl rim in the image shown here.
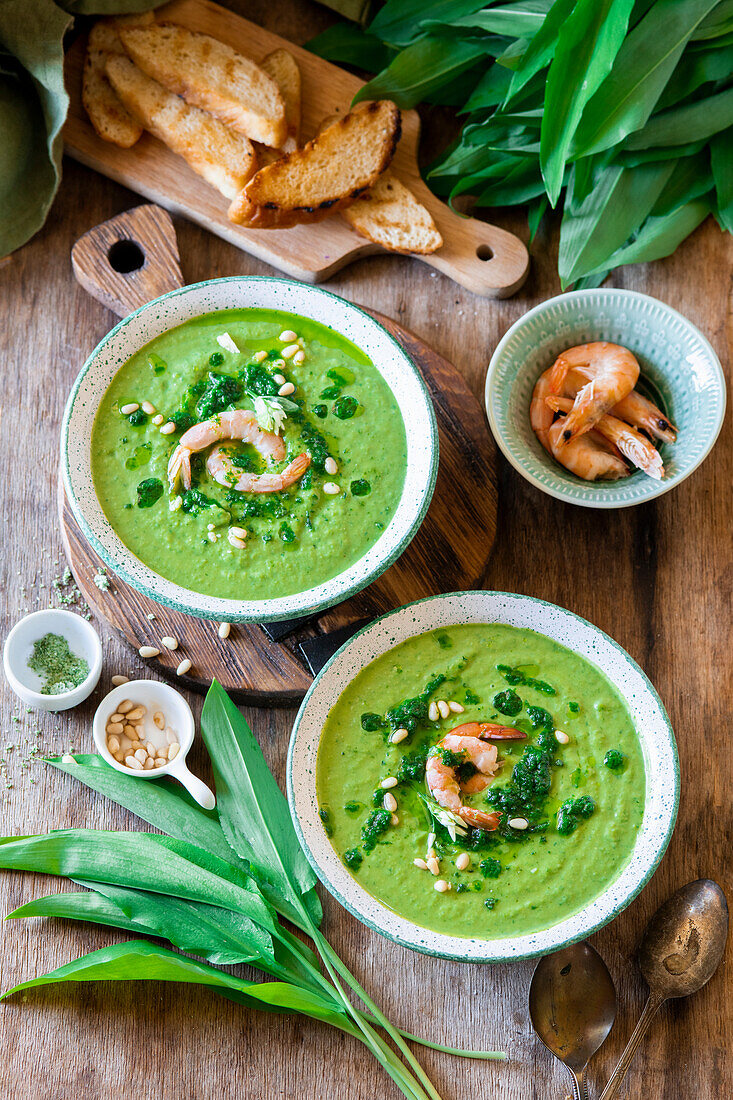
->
[287,590,680,963]
[485,287,727,509]
[61,276,439,622]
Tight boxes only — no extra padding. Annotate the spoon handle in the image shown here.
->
[599,993,665,1100]
[570,1067,589,1100]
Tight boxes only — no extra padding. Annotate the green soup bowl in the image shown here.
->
[287,590,679,963]
[485,288,726,508]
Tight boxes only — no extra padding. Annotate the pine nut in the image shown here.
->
[141,401,156,415]
[168,743,179,760]
[107,735,120,753]
[153,711,165,730]
[383,793,398,813]
[108,712,124,724]
[508,817,529,831]
[427,857,440,876]
[428,701,439,722]
[437,699,450,719]
[555,729,570,744]
[106,722,123,735]
[155,756,167,767]
[271,358,285,370]
[146,742,157,757]
[281,344,299,359]
[176,659,192,676]
[118,700,134,714]
[144,757,155,769]
[125,755,143,770]
[127,706,146,721]
[111,675,130,686]
[448,701,465,714]
[434,879,450,893]
[278,382,295,396]
[427,832,436,850]
[120,403,139,415]
[61,754,76,764]
[121,724,136,738]
[322,482,340,495]
[391,814,399,826]
[207,531,218,543]
[152,414,164,426]
[456,852,470,871]
[160,422,176,435]
[229,526,247,540]
[134,748,147,764]
[293,350,305,365]
[413,858,428,870]
[161,636,178,651]
[165,727,177,744]
[138,646,160,658]
[252,350,267,362]
[279,329,297,342]
[272,373,286,385]
[218,621,231,639]
[380,777,398,789]
[228,530,246,549]
[169,496,182,512]
[113,750,125,763]
[324,457,338,475]
[119,736,131,752]
[389,728,408,745]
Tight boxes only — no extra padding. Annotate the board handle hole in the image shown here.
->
[108,239,145,274]
[476,244,494,261]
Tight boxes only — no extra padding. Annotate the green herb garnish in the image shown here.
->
[350,478,371,496]
[604,749,625,770]
[136,477,164,508]
[493,689,522,717]
[333,395,358,419]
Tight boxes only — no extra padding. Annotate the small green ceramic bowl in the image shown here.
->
[486,289,726,508]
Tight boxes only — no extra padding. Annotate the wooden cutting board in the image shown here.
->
[62,204,498,705]
[62,0,529,298]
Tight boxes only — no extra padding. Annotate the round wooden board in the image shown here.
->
[60,310,497,705]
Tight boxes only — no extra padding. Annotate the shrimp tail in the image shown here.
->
[457,807,501,831]
[449,721,527,741]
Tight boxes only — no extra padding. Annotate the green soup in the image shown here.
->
[91,309,407,601]
[316,623,646,939]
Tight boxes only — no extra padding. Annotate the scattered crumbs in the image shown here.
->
[93,567,110,592]
[147,613,156,621]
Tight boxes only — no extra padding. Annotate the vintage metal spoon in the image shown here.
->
[600,879,728,1100]
[529,940,617,1100]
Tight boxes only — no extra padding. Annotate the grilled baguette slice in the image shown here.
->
[342,171,442,254]
[228,100,401,229]
[118,23,286,147]
[260,49,301,153]
[106,56,257,200]
[82,14,154,147]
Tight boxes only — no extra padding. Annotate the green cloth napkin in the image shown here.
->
[0,0,163,258]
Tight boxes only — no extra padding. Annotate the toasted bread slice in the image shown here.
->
[260,49,300,153]
[228,100,401,229]
[342,171,442,254]
[118,23,286,147]
[82,14,154,147]
[106,56,256,199]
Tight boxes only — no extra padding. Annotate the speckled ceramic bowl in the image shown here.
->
[486,289,726,508]
[288,591,679,963]
[62,278,438,622]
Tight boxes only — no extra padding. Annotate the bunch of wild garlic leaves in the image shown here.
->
[0,682,504,1100]
[309,0,733,287]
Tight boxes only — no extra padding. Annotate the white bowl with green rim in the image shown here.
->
[61,277,438,622]
[287,590,679,963]
[486,289,726,508]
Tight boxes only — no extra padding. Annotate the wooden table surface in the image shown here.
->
[1,3,731,1097]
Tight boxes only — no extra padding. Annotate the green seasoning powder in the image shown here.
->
[27,633,89,695]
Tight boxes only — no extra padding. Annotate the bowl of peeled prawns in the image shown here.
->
[486,289,726,508]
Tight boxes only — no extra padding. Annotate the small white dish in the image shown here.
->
[93,680,215,809]
[3,609,102,712]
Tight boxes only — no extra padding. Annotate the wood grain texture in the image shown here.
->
[1,1,731,1097]
[62,0,529,298]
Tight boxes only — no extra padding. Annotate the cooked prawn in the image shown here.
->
[530,368,556,453]
[426,731,503,831]
[611,391,677,443]
[547,396,664,480]
[547,418,629,481]
[208,446,311,493]
[548,343,640,444]
[167,409,307,494]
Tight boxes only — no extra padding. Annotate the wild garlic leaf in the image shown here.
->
[711,126,733,231]
[354,35,489,109]
[46,754,238,869]
[541,0,635,205]
[624,84,733,149]
[369,0,487,47]
[572,0,724,158]
[200,681,321,932]
[305,23,397,70]
[504,0,575,105]
[0,830,276,933]
[580,199,711,278]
